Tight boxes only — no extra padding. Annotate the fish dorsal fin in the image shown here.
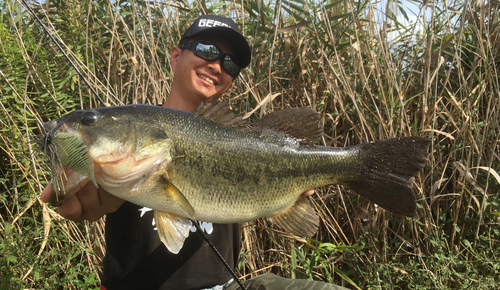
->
[194,101,246,126]
[154,210,192,254]
[252,107,323,144]
[161,173,196,220]
[267,196,319,237]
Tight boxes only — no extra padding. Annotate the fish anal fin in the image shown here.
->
[267,196,319,237]
[252,107,323,144]
[154,210,192,254]
[161,173,196,220]
[194,101,246,126]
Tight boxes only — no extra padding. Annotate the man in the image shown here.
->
[41,15,348,290]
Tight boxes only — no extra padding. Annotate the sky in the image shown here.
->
[382,0,462,40]
[376,0,428,41]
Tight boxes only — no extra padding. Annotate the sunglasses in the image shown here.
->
[178,40,241,77]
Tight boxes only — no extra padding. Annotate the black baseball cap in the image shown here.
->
[180,15,251,68]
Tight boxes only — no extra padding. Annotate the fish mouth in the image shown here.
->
[41,121,97,206]
[43,119,59,133]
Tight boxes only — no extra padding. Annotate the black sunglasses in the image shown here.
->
[178,40,241,77]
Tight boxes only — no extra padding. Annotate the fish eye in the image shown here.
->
[81,111,98,126]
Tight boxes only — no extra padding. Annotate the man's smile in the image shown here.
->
[198,74,217,85]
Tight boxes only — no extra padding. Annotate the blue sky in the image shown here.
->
[374,0,462,43]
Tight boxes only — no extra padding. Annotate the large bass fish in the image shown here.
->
[41,102,430,253]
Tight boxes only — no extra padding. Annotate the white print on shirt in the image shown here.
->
[190,221,213,234]
[138,206,213,234]
[138,206,153,217]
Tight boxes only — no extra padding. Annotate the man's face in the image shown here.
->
[170,34,235,104]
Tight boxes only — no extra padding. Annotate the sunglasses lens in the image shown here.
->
[192,41,240,76]
[195,43,220,61]
[223,56,240,76]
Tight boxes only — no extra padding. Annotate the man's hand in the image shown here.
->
[302,189,315,197]
[41,182,125,222]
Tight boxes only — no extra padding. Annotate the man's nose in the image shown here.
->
[206,59,222,74]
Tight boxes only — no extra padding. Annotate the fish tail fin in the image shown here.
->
[347,137,430,216]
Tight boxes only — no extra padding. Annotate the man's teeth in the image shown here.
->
[199,74,214,85]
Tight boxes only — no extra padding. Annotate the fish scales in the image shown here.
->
[125,106,362,222]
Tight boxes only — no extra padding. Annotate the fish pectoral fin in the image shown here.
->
[161,173,196,220]
[267,196,319,237]
[154,210,192,254]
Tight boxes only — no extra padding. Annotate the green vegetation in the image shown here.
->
[1,0,499,288]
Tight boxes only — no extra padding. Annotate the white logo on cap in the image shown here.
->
[199,19,230,28]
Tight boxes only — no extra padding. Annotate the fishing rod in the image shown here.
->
[21,1,248,288]
[191,220,248,290]
[20,0,106,107]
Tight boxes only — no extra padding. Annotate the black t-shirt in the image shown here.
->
[101,202,241,290]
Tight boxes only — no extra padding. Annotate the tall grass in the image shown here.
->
[1,0,499,288]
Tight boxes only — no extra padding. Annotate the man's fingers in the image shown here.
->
[43,181,124,222]
[301,189,315,197]
[42,182,85,220]
[57,194,84,221]
[99,189,126,214]
[41,183,52,203]
[76,183,124,221]
[57,182,99,221]
[76,182,103,222]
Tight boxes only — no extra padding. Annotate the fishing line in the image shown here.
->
[19,0,106,107]
[191,220,248,290]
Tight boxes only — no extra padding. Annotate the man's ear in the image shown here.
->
[170,46,182,72]
[228,82,233,89]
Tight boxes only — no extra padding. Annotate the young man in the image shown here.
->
[41,15,348,290]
